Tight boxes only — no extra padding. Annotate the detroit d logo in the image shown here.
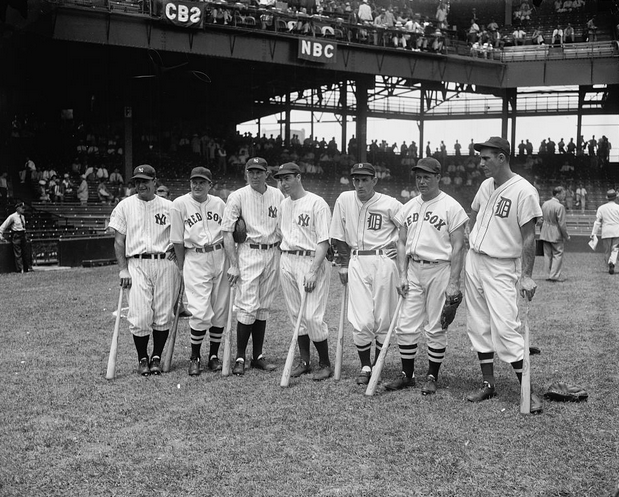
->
[155,213,167,225]
[494,197,512,218]
[367,213,382,230]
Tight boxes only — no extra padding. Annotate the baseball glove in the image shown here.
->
[544,382,588,402]
[233,216,247,244]
[440,291,463,329]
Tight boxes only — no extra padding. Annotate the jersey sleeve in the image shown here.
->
[390,198,404,227]
[329,195,346,241]
[108,201,127,234]
[314,198,332,244]
[169,198,185,245]
[448,200,469,233]
[221,191,241,232]
[518,187,542,227]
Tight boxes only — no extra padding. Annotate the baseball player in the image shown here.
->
[385,158,468,394]
[330,163,402,385]
[222,157,284,376]
[465,137,543,413]
[274,162,333,381]
[170,167,229,376]
[591,189,619,274]
[0,201,32,273]
[108,164,181,376]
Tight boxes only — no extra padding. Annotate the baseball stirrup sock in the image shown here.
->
[133,335,149,360]
[313,339,330,366]
[428,347,446,379]
[511,359,523,383]
[236,322,252,359]
[252,319,266,359]
[401,358,415,378]
[478,351,495,386]
[373,341,383,365]
[298,334,311,363]
[190,328,207,358]
[399,343,418,361]
[209,326,223,357]
[152,329,169,358]
[357,346,372,368]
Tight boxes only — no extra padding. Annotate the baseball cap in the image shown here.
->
[350,163,376,176]
[273,162,301,178]
[413,157,441,174]
[607,189,617,200]
[474,137,511,157]
[190,167,212,181]
[245,157,268,171]
[131,164,156,180]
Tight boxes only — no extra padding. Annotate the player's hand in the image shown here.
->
[227,265,240,285]
[119,269,132,289]
[303,269,317,293]
[445,282,460,299]
[519,275,537,301]
[338,267,348,285]
[397,276,409,297]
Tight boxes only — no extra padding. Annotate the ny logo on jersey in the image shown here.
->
[268,206,278,218]
[494,196,512,218]
[367,213,382,231]
[298,214,310,227]
[155,213,167,225]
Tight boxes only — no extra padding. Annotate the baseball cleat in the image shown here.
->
[138,358,151,376]
[466,381,496,402]
[312,363,333,381]
[291,360,311,378]
[384,372,415,391]
[356,367,372,385]
[421,374,437,395]
[188,357,201,376]
[232,358,245,376]
[251,355,276,372]
[609,263,615,275]
[149,356,162,375]
[208,356,222,372]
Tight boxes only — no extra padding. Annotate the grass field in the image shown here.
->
[1,251,618,496]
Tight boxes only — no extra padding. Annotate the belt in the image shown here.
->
[132,253,167,259]
[282,250,315,257]
[249,242,279,250]
[352,249,384,256]
[194,243,223,253]
[411,258,439,265]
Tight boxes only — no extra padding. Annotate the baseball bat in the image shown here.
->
[334,284,348,381]
[162,282,184,373]
[105,287,124,380]
[520,300,531,414]
[280,291,308,388]
[365,296,404,397]
[221,286,236,377]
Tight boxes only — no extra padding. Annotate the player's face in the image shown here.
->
[134,178,156,201]
[190,178,211,202]
[478,148,503,179]
[246,168,268,191]
[277,174,300,197]
[415,172,440,199]
[352,175,377,201]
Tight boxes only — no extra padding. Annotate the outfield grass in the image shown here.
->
[1,252,618,496]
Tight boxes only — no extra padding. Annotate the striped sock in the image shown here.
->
[428,346,446,379]
[478,351,495,386]
[190,328,207,358]
[356,342,372,368]
[209,326,223,358]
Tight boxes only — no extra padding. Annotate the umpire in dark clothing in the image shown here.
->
[0,202,32,273]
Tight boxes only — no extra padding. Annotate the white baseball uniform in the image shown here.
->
[109,195,181,337]
[221,184,284,325]
[394,192,468,360]
[465,175,542,362]
[279,192,331,342]
[330,191,402,347]
[170,193,229,332]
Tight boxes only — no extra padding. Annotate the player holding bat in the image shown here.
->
[465,137,543,414]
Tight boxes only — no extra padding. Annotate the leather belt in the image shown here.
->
[249,242,279,250]
[352,249,384,256]
[133,253,167,259]
[194,243,223,253]
[282,250,315,257]
[411,258,439,265]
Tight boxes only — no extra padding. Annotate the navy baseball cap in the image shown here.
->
[474,137,511,157]
[245,157,268,171]
[190,167,212,181]
[131,164,157,180]
[413,157,441,174]
[273,162,301,178]
[350,163,376,176]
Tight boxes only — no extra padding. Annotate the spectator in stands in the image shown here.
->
[358,0,373,22]
[551,26,563,46]
[49,175,62,203]
[565,183,574,210]
[516,1,532,24]
[518,140,526,156]
[0,172,8,205]
[558,138,565,154]
[468,19,480,45]
[575,182,587,212]
[587,136,597,157]
[513,26,526,45]
[454,140,461,158]
[38,180,50,203]
[547,138,556,155]
[96,165,109,180]
[156,185,170,199]
[60,174,73,203]
[77,175,89,206]
[98,180,112,204]
[435,1,448,29]
[586,17,597,42]
[532,26,545,45]
[525,140,533,155]
[564,23,575,43]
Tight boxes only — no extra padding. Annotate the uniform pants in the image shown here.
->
[603,237,619,265]
[11,232,31,272]
[183,248,230,331]
[348,253,399,347]
[542,241,564,280]
[464,250,523,364]
[280,253,330,342]
[127,258,181,337]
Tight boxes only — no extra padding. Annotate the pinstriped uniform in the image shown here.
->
[109,195,181,337]
[221,184,284,325]
[170,193,230,332]
[279,192,331,342]
[393,192,468,362]
[330,191,402,347]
